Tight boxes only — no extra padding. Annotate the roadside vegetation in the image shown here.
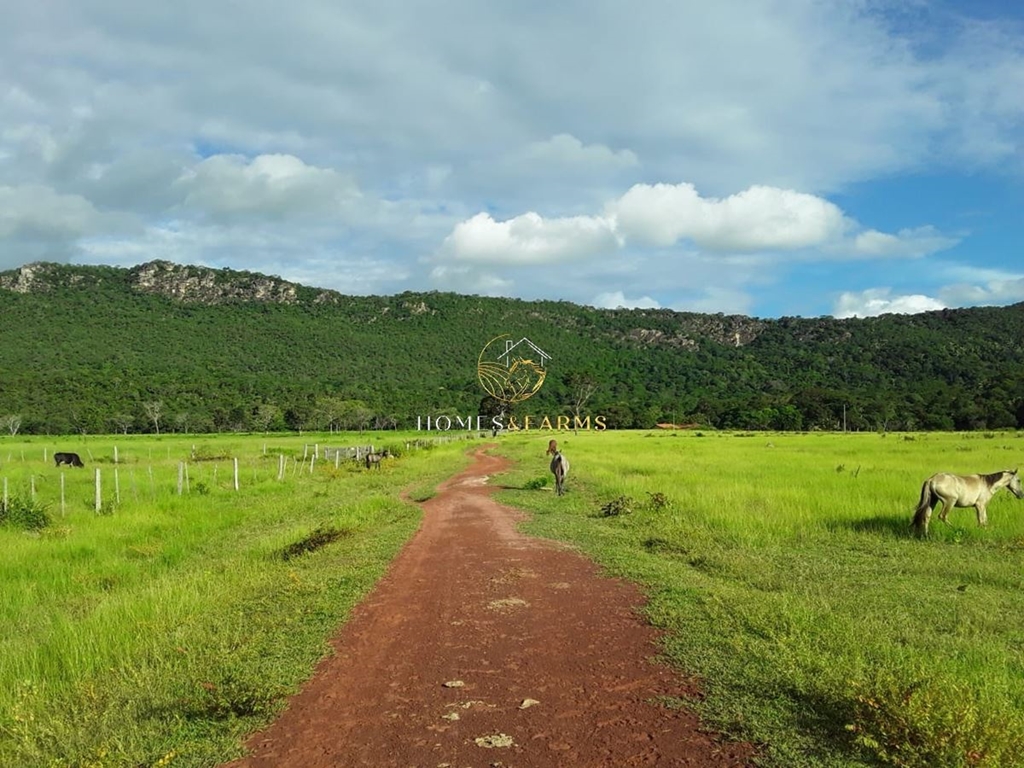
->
[494,429,1024,768]
[0,431,474,767]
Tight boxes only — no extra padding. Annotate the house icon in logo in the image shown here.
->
[477,335,551,404]
[496,337,551,368]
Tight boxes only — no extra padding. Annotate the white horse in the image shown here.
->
[550,450,569,496]
[912,469,1023,536]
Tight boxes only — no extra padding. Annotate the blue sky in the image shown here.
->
[1,0,1022,318]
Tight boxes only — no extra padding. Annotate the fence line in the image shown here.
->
[0,433,480,517]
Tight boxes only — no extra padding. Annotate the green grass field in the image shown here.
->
[493,429,1024,768]
[4,429,1024,767]
[0,431,476,767]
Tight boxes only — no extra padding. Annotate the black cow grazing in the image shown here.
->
[365,449,391,469]
[54,452,85,468]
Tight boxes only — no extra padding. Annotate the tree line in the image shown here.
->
[2,262,1023,435]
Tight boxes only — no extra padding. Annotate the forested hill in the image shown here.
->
[2,260,1024,435]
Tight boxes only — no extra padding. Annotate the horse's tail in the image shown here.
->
[912,478,934,533]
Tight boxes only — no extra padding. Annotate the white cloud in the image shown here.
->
[0,184,103,239]
[0,183,126,267]
[440,211,620,265]
[591,290,660,310]
[939,277,1024,307]
[439,181,956,272]
[428,264,514,295]
[832,288,947,318]
[520,134,638,171]
[609,183,848,250]
[670,286,756,316]
[175,153,362,221]
[851,226,959,258]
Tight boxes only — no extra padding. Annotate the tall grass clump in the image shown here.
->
[0,495,51,531]
[494,430,1024,767]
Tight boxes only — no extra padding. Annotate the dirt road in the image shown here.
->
[225,447,755,767]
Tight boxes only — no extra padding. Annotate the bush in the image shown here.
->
[644,491,670,511]
[847,668,1024,767]
[0,496,52,530]
[599,495,635,517]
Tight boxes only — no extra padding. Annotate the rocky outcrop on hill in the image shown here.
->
[126,260,341,304]
[0,260,343,305]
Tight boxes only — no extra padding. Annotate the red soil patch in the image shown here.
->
[224,447,756,767]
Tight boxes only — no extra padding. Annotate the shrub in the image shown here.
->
[0,495,52,530]
[599,495,635,517]
[644,491,670,511]
[279,526,350,560]
[847,668,1024,767]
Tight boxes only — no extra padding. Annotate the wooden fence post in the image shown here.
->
[278,454,285,481]
[233,458,239,491]
[94,468,102,513]
[60,473,66,516]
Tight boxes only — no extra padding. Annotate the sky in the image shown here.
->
[1,0,1023,319]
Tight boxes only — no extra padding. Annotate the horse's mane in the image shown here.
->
[983,470,1013,485]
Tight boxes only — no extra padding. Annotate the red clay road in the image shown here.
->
[224,446,756,767]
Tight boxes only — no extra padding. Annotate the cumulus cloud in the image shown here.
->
[0,184,124,267]
[175,153,363,221]
[670,286,756,316]
[438,181,956,271]
[0,184,103,239]
[832,289,947,319]
[939,277,1024,306]
[609,183,849,250]
[591,290,660,310]
[520,134,638,171]
[428,264,515,295]
[851,226,959,258]
[440,211,620,264]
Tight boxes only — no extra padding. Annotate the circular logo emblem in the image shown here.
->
[477,334,548,404]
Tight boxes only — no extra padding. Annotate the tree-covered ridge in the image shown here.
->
[2,261,1023,434]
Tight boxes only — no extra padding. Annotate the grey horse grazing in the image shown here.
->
[912,469,1023,536]
[550,450,569,496]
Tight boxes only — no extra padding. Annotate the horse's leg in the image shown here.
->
[976,503,988,526]
[936,495,951,524]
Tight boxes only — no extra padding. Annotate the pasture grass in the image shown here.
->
[0,431,476,767]
[494,429,1024,768]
